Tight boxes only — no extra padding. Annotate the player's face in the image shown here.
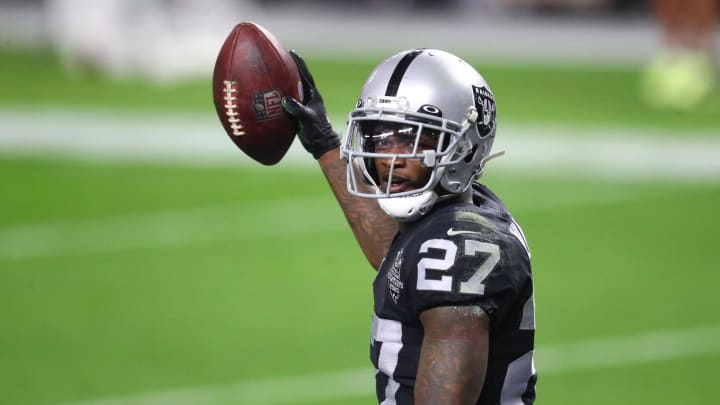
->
[364,122,439,194]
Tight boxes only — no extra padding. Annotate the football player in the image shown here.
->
[282,48,536,405]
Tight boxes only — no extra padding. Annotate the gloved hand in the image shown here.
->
[281,50,341,159]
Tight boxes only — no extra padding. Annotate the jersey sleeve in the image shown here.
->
[406,218,531,323]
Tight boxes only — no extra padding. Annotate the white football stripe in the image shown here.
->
[56,324,720,405]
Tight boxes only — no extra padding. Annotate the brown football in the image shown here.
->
[212,22,302,165]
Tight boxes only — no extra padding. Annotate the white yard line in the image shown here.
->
[0,197,345,260]
[57,324,720,405]
[1,108,719,181]
[0,176,655,261]
[58,369,374,405]
[537,324,720,373]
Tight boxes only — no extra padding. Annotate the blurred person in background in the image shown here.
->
[45,0,134,77]
[282,49,536,404]
[45,0,242,82]
[642,0,718,109]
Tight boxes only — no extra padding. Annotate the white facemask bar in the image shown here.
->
[347,152,445,198]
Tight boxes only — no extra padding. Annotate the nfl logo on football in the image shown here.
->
[253,89,283,120]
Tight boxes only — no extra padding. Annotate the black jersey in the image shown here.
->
[371,183,536,405]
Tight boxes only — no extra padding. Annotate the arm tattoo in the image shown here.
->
[319,151,397,270]
[416,306,489,405]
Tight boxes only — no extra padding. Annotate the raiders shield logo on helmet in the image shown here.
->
[473,86,496,138]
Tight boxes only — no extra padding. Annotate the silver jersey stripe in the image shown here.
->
[508,218,531,258]
[371,314,403,405]
[501,350,536,405]
[520,294,536,331]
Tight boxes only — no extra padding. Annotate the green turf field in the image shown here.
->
[1,49,719,405]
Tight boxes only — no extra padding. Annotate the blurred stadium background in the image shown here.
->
[1,0,719,404]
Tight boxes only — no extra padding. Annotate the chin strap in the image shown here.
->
[378,191,438,222]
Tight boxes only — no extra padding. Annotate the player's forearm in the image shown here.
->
[317,148,397,270]
[415,344,485,405]
[416,306,489,405]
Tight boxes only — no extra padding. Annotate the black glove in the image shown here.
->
[281,50,341,159]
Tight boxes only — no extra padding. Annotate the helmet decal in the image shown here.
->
[385,49,424,96]
[473,85,496,138]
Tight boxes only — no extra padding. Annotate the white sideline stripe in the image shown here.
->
[1,108,719,181]
[57,325,720,405]
[0,182,648,261]
[57,369,375,405]
[537,324,720,373]
[0,197,345,260]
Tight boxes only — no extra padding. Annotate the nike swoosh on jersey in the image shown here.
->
[446,228,482,236]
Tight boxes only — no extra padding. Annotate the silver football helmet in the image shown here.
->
[341,49,500,222]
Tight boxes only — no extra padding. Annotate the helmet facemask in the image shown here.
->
[343,106,469,200]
